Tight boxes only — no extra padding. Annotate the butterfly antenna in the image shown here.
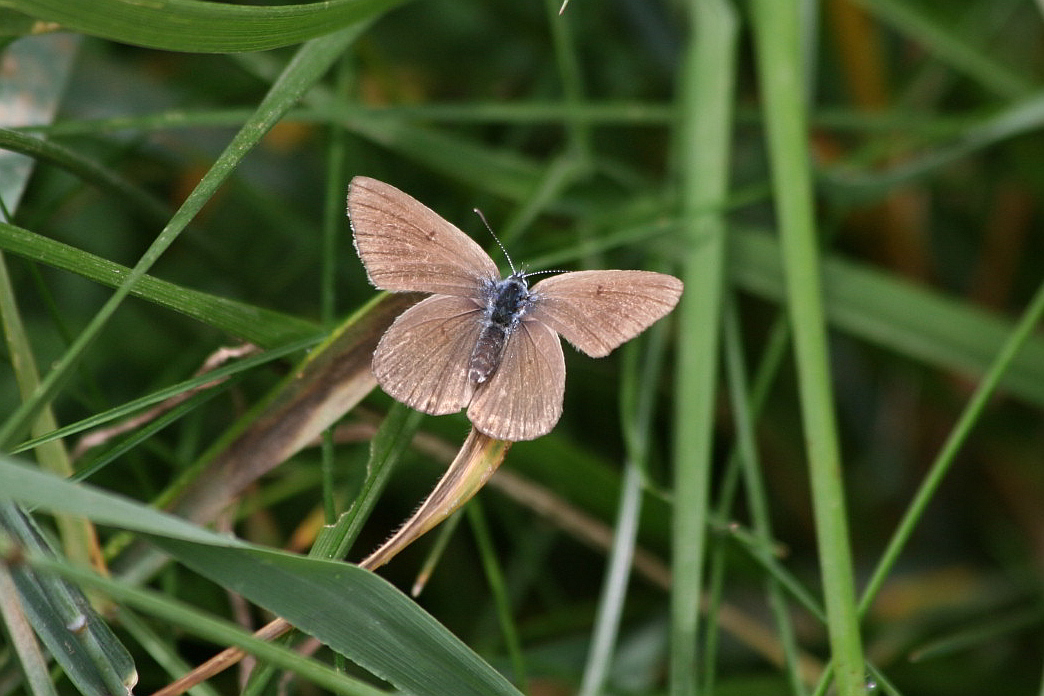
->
[522,268,567,280]
[473,208,519,275]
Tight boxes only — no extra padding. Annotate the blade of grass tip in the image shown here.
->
[410,509,464,597]
[0,503,137,696]
[114,608,221,696]
[670,0,737,693]
[466,499,527,691]
[359,430,511,571]
[749,2,865,693]
[0,24,366,451]
[859,276,1044,616]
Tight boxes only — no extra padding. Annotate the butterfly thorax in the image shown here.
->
[468,275,531,385]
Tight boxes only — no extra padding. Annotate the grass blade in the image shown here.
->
[750,1,865,692]
[670,0,738,693]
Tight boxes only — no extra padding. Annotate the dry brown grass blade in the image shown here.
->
[360,428,511,570]
[167,292,420,525]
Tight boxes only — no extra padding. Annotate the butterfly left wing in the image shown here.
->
[348,176,500,298]
[528,270,682,357]
[467,318,565,441]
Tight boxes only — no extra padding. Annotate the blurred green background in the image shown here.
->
[2,1,1044,695]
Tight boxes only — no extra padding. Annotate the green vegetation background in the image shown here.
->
[1,1,1043,695]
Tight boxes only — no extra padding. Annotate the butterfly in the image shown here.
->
[348,176,683,441]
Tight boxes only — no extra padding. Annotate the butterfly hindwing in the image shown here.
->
[348,176,499,298]
[373,295,485,415]
[528,270,683,357]
[468,318,565,441]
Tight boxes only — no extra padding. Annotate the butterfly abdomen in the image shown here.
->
[469,323,508,384]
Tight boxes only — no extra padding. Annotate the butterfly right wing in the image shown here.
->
[373,294,485,415]
[528,270,682,357]
[348,176,500,298]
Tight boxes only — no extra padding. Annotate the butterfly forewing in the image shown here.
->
[528,270,683,357]
[372,295,485,415]
[467,319,565,441]
[348,177,500,298]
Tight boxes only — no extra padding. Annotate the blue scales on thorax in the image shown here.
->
[468,275,531,384]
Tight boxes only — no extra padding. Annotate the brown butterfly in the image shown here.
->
[348,176,683,441]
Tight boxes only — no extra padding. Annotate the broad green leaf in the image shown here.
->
[156,537,522,696]
[0,460,523,696]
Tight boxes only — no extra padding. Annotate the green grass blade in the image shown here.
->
[11,338,313,455]
[721,297,808,693]
[114,608,221,696]
[670,0,738,693]
[860,276,1044,613]
[467,499,527,690]
[312,403,423,561]
[0,222,319,346]
[156,536,525,696]
[750,1,865,693]
[4,0,408,52]
[0,502,137,696]
[579,320,669,695]
[23,552,390,696]
[0,128,170,223]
